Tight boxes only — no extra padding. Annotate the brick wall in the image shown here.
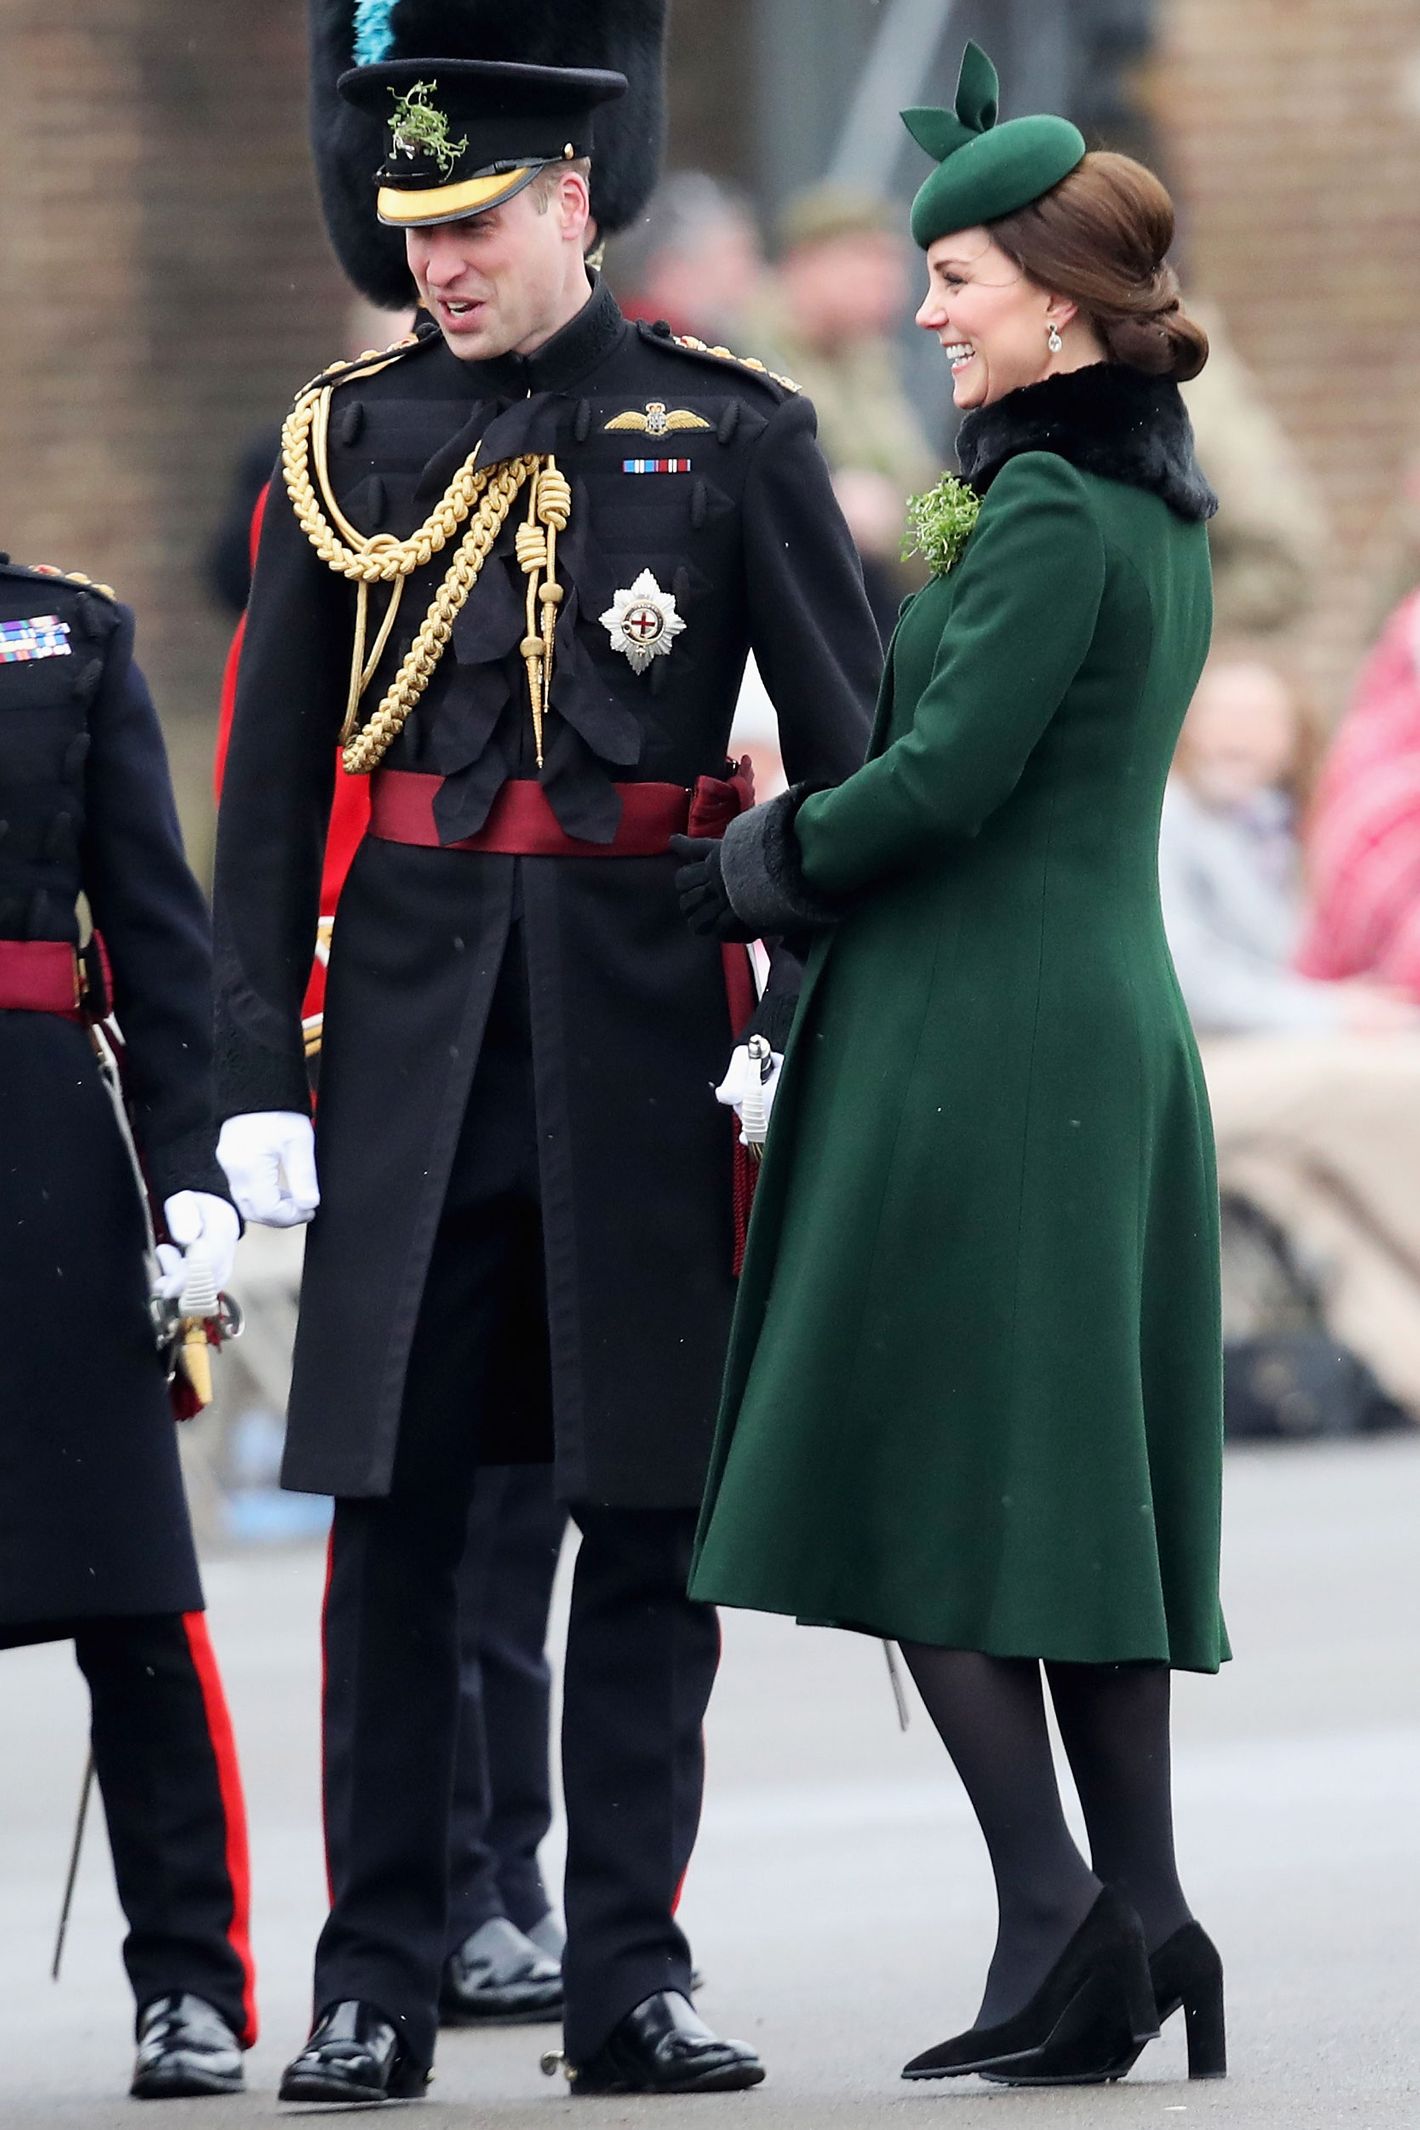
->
[0,5,352,869]
[1161,0,1420,714]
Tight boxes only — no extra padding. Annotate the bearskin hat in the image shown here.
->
[310,0,668,306]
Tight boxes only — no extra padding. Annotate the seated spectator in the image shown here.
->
[1161,646,1420,1424]
[1296,588,1420,999]
[1161,647,1414,1034]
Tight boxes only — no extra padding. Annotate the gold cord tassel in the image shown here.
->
[515,459,572,769]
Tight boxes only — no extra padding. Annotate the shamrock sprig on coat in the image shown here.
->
[902,472,981,577]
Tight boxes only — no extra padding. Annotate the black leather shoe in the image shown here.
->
[278,2000,428,2105]
[440,1916,563,2026]
[904,1887,1159,2086]
[557,1990,765,2095]
[131,1994,244,2100]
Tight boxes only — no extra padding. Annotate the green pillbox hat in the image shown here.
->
[903,42,1085,249]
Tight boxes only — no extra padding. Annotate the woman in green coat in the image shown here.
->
[673,43,1227,2093]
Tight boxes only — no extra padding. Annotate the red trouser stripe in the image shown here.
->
[180,1612,259,2046]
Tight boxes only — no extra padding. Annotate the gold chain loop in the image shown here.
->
[341,460,532,774]
[280,372,572,776]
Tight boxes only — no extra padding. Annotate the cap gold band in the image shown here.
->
[377,165,536,227]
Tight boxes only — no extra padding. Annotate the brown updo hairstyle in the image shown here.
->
[987,151,1208,384]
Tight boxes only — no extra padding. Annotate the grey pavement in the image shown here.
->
[2,1435,1417,2129]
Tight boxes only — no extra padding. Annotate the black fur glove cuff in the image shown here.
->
[717,786,843,939]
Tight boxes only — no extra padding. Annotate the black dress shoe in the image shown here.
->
[1150,1920,1227,2079]
[278,2000,428,2105]
[556,1990,765,2095]
[440,1916,563,2026]
[904,1887,1159,2086]
[131,1994,244,2100]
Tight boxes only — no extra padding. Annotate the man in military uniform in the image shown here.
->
[0,558,255,2098]
[213,18,879,2106]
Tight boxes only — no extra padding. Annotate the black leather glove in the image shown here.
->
[669,835,759,942]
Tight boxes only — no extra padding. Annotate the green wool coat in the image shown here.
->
[690,381,1229,1672]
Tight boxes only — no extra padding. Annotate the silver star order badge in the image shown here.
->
[600,570,687,676]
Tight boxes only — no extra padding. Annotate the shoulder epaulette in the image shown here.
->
[640,322,799,395]
[676,336,799,392]
[20,562,119,602]
[293,326,433,404]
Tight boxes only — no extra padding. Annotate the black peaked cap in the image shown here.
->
[310,0,667,307]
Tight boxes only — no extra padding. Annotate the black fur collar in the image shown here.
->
[956,364,1217,522]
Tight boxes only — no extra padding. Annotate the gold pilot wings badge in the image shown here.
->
[604,400,712,437]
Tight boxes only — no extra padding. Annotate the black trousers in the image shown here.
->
[73,1612,256,2043]
[447,1465,565,1945]
[313,935,721,2070]
[324,1464,566,1954]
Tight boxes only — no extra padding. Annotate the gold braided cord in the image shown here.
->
[283,383,487,584]
[281,354,572,776]
[341,459,533,774]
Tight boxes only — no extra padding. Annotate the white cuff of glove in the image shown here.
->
[154,1191,241,1300]
[217,1110,320,1228]
[715,1045,785,1148]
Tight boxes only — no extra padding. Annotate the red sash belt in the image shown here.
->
[371,772,698,857]
[0,940,83,1020]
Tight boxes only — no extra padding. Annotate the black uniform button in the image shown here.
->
[690,480,708,531]
[573,398,592,443]
[43,811,76,862]
[717,402,740,446]
[650,318,673,337]
[62,733,92,777]
[337,400,365,446]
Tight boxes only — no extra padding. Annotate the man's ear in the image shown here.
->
[559,170,592,243]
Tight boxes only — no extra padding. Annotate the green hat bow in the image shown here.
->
[902,42,1085,250]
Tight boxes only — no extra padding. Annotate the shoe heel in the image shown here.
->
[1182,1976,1226,2079]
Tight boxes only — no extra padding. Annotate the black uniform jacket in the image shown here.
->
[214,279,879,1509]
[0,565,229,1635]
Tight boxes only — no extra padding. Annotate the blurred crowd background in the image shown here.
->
[6,0,1420,1521]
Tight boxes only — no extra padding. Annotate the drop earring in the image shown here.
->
[1047,321,1063,355]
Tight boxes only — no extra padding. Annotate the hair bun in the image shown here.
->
[1103,305,1208,384]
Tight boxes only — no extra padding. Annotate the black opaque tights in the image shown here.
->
[899,1645,1192,2027]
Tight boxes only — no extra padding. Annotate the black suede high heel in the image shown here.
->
[902,1886,1159,2085]
[1150,1920,1226,2079]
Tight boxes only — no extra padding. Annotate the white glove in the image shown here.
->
[715,1044,785,1149]
[217,1110,320,1228]
[154,1191,240,1300]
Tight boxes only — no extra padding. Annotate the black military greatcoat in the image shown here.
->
[214,280,879,1508]
[0,566,229,1633]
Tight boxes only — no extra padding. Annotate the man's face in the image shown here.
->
[406,178,585,362]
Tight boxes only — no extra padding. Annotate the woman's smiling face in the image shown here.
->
[916,226,1071,409]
